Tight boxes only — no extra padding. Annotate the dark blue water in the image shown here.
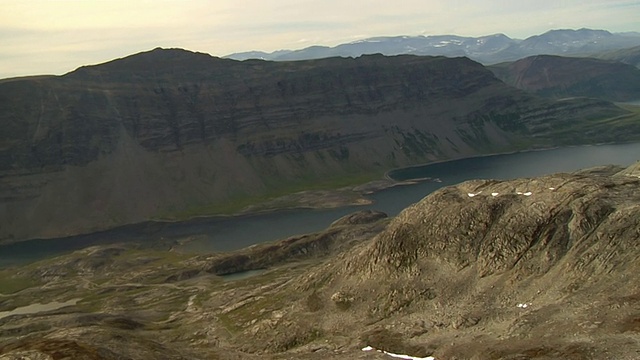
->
[1,142,639,268]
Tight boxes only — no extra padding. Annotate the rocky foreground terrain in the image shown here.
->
[1,162,639,359]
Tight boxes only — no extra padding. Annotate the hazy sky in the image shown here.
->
[1,0,639,79]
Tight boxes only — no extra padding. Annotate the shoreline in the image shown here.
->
[383,140,639,180]
[2,140,639,248]
[384,145,561,180]
[0,176,434,249]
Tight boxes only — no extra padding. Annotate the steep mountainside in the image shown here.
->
[227,28,640,64]
[489,55,640,101]
[0,48,637,242]
[1,164,639,359]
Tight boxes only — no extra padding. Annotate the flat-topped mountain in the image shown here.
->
[1,164,639,359]
[0,49,637,242]
[489,55,640,101]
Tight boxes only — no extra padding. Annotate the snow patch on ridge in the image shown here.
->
[362,345,436,360]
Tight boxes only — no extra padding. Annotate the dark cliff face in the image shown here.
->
[0,49,633,242]
[1,50,504,168]
[490,55,640,101]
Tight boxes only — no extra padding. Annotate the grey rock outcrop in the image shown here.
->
[270,163,640,358]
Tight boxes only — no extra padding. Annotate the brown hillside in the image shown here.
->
[490,55,640,101]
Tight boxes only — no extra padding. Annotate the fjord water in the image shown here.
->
[1,142,639,268]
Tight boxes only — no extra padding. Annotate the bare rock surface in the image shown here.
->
[1,164,640,359]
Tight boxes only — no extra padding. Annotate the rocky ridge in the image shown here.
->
[281,163,640,359]
[1,163,639,359]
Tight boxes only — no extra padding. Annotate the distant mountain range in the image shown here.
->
[226,28,640,65]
